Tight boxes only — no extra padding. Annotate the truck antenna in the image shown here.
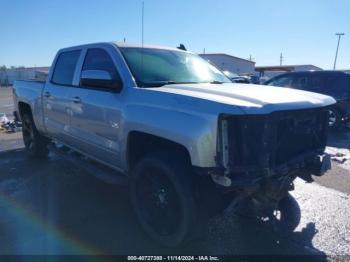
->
[141,1,145,82]
[142,1,144,48]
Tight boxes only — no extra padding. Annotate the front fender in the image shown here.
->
[122,104,219,168]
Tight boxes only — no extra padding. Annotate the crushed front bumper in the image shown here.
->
[209,152,331,189]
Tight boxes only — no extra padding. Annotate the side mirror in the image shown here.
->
[80,70,121,91]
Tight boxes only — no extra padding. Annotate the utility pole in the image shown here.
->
[333,33,345,70]
[280,53,283,66]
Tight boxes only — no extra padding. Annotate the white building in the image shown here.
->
[199,53,255,75]
[0,67,50,86]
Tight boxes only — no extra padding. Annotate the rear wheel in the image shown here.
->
[130,152,197,247]
[22,113,49,158]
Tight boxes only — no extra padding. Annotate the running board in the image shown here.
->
[47,143,129,186]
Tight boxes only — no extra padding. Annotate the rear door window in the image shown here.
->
[51,50,81,86]
[308,75,324,91]
[292,74,324,92]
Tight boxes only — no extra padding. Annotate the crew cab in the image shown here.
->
[13,42,335,246]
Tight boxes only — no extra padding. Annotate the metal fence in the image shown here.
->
[0,67,49,86]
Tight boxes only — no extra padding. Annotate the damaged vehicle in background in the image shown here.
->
[13,42,335,246]
[265,70,350,128]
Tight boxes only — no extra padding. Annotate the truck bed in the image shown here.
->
[13,80,45,130]
[14,79,45,92]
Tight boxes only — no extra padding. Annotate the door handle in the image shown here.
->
[72,96,82,103]
[44,91,51,98]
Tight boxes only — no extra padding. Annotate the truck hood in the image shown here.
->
[151,83,336,114]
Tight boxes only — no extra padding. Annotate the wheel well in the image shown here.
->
[127,131,191,170]
[18,102,32,119]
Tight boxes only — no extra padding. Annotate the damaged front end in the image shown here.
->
[211,107,331,219]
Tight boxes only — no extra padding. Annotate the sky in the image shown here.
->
[0,0,349,69]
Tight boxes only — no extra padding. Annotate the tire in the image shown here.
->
[22,113,49,158]
[273,193,301,232]
[130,151,197,247]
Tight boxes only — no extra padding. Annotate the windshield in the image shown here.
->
[119,47,231,87]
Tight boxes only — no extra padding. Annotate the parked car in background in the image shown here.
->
[249,75,260,84]
[223,70,251,83]
[265,71,350,127]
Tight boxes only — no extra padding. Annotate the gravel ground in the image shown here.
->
[0,147,349,258]
[327,129,350,171]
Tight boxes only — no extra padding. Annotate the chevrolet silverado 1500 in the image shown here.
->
[13,42,335,246]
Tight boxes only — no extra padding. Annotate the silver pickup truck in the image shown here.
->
[13,42,335,246]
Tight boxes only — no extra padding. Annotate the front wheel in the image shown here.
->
[22,113,49,158]
[130,152,197,247]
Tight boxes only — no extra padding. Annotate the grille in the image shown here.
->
[223,108,329,171]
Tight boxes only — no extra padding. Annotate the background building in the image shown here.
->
[0,67,50,86]
[199,53,255,75]
[255,64,323,79]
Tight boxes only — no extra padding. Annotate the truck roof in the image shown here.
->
[58,42,186,53]
[113,42,185,52]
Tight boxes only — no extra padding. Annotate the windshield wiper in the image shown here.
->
[140,81,199,87]
[139,80,226,87]
[210,80,224,84]
[138,81,174,87]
